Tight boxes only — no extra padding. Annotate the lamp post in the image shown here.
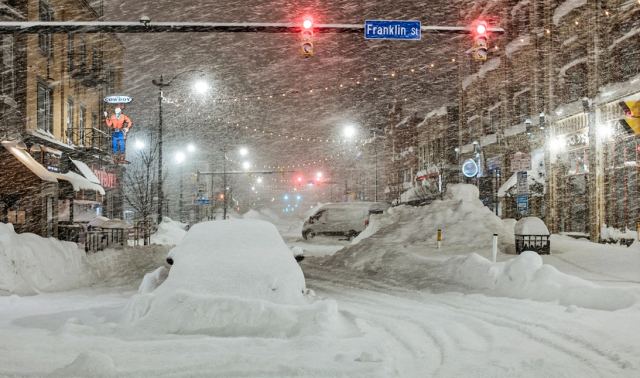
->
[151,70,207,224]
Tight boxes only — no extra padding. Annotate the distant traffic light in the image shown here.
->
[301,17,314,58]
[619,100,640,134]
[472,21,489,62]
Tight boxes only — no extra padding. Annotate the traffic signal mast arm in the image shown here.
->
[0,21,505,34]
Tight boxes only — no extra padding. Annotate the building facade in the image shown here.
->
[0,0,125,238]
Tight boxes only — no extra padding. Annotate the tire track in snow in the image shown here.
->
[304,264,637,377]
[429,295,636,372]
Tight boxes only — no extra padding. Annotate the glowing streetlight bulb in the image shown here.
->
[343,125,357,139]
[187,143,196,153]
[175,151,186,164]
[239,147,249,157]
[193,80,210,95]
[242,161,251,170]
[256,177,263,184]
[134,139,145,150]
[316,171,323,179]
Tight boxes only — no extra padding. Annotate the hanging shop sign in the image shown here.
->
[104,95,133,104]
[510,152,531,172]
[486,156,502,172]
[462,158,479,178]
[516,195,529,216]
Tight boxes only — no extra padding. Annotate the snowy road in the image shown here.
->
[1,253,639,377]
[304,263,639,377]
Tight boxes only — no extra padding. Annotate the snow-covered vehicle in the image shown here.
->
[302,202,390,240]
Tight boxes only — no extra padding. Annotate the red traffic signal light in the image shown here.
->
[303,17,313,29]
[300,18,314,58]
[471,21,489,61]
[476,23,487,35]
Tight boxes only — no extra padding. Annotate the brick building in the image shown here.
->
[0,0,125,237]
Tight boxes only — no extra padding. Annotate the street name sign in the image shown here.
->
[364,20,421,40]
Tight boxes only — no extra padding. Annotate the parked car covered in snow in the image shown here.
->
[302,202,389,240]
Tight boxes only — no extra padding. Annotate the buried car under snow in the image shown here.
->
[302,202,390,240]
[126,219,336,337]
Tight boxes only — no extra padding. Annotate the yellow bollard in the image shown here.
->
[437,228,443,249]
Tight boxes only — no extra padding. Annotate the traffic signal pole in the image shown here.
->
[0,21,504,35]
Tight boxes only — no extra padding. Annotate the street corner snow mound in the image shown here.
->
[123,219,339,337]
[0,223,94,295]
[150,217,187,246]
[444,183,481,203]
[49,351,117,377]
[442,251,637,311]
[327,184,513,273]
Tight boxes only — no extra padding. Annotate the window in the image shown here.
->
[79,106,86,145]
[514,91,531,123]
[565,64,588,102]
[78,39,87,71]
[67,34,74,73]
[37,82,52,133]
[38,1,53,56]
[66,98,74,144]
[1,35,15,98]
[91,48,101,75]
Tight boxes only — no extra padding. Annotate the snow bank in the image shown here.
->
[441,251,636,310]
[328,184,514,272]
[150,217,187,245]
[0,223,94,295]
[124,220,338,337]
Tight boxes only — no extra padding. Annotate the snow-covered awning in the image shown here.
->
[2,141,58,183]
[55,171,105,195]
[71,159,101,184]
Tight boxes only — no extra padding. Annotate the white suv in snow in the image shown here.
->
[302,202,389,240]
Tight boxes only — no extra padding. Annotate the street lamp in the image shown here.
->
[187,143,196,153]
[238,147,249,157]
[134,139,145,150]
[151,70,207,224]
[343,124,357,139]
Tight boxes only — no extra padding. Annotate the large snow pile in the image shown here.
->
[124,219,338,337]
[439,251,636,310]
[150,217,187,245]
[328,184,514,273]
[0,223,94,295]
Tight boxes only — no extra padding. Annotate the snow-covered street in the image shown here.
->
[1,254,639,377]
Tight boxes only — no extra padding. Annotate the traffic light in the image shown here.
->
[472,21,489,62]
[619,100,640,135]
[300,17,314,58]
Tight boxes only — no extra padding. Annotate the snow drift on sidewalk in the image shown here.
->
[0,223,93,295]
[150,217,187,245]
[124,219,339,337]
[440,251,636,310]
[330,184,514,272]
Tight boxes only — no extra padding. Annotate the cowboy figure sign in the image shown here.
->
[105,106,133,163]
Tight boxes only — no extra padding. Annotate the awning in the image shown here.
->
[55,171,106,195]
[2,141,58,182]
[71,159,101,184]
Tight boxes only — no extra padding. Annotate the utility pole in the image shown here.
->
[151,75,168,224]
[374,130,379,201]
